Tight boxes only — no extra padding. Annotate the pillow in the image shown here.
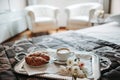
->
[108,14,120,24]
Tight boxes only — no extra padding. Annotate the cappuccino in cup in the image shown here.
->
[56,48,74,61]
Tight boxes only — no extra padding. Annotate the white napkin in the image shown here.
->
[24,60,59,75]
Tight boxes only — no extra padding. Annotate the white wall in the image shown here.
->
[0,0,27,12]
[28,0,37,5]
[10,0,26,11]
[29,0,99,26]
[0,0,27,43]
[111,0,120,15]
[0,0,10,13]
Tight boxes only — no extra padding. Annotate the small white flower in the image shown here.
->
[71,66,80,75]
[67,58,74,66]
[77,70,86,78]
[71,66,86,78]
[73,61,79,66]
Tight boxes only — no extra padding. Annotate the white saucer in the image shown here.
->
[54,60,66,65]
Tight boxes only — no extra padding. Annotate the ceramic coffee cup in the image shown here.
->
[56,48,74,61]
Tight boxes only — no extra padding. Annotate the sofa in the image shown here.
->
[0,11,28,43]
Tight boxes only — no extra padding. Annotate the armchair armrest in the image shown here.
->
[89,9,96,21]
[89,3,103,22]
[25,10,35,31]
[25,6,36,20]
[26,10,35,22]
[54,9,59,26]
[65,8,70,25]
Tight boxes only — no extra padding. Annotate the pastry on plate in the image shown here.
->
[25,51,50,66]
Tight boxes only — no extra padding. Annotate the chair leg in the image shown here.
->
[31,31,49,37]
[57,26,67,32]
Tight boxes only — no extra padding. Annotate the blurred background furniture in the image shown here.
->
[107,14,120,24]
[25,5,59,33]
[65,2,103,30]
[90,11,112,26]
[0,11,27,43]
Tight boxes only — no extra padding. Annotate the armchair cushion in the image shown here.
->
[70,16,89,22]
[35,17,55,23]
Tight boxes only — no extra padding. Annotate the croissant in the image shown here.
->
[25,52,50,66]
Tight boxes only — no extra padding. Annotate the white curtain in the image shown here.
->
[99,0,110,13]
[0,0,10,13]
[98,0,103,4]
[27,0,37,5]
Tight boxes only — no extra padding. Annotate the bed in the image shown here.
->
[0,22,120,80]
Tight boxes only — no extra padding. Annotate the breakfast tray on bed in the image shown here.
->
[14,49,101,80]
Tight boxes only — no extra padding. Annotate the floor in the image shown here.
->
[3,27,68,44]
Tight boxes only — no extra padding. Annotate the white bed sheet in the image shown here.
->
[76,22,120,45]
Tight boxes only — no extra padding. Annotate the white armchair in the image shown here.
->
[65,3,103,30]
[25,5,59,33]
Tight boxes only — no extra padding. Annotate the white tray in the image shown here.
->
[14,49,100,80]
